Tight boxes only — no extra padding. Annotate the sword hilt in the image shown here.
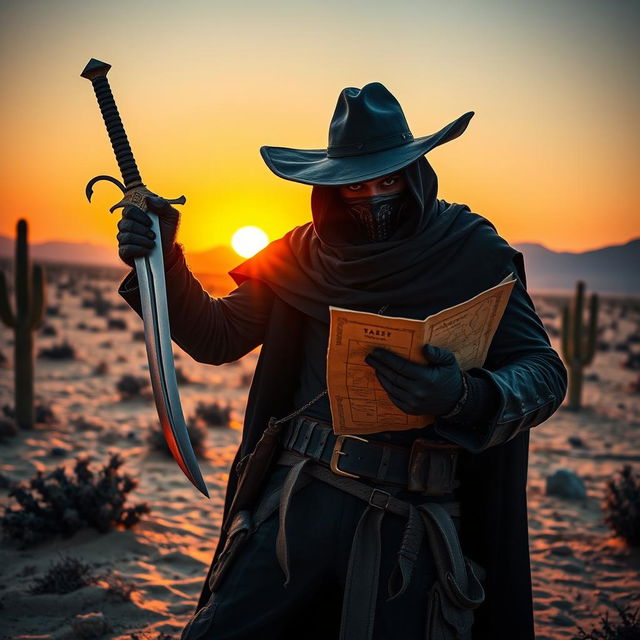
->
[81,58,143,190]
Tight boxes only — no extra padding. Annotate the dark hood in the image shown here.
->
[229,156,520,323]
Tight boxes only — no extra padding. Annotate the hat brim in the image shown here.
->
[260,111,474,186]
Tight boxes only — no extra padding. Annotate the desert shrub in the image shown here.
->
[148,418,207,459]
[622,352,640,371]
[71,415,105,432]
[175,366,193,385]
[101,570,136,601]
[35,402,57,425]
[82,289,112,317]
[3,402,56,425]
[0,416,18,441]
[46,305,59,317]
[29,555,96,594]
[239,372,253,387]
[0,472,14,489]
[1,453,150,546]
[40,324,57,336]
[627,374,640,394]
[93,360,109,376]
[574,602,640,639]
[38,340,76,360]
[194,400,231,428]
[107,317,127,331]
[130,632,175,640]
[132,330,146,342]
[116,374,149,399]
[602,465,640,546]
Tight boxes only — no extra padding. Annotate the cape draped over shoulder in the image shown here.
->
[196,156,535,638]
[229,157,519,322]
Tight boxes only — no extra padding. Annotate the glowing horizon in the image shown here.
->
[1,0,638,255]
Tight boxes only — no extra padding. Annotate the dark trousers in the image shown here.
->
[182,463,455,640]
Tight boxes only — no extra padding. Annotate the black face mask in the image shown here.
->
[343,192,406,243]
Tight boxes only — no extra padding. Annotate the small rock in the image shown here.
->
[567,436,586,448]
[49,446,67,457]
[72,611,110,638]
[545,468,587,499]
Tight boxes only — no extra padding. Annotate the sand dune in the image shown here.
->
[0,267,638,639]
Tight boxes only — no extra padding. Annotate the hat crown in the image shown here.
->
[328,82,414,158]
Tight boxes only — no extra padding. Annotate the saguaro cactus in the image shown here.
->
[561,280,599,410]
[0,219,46,428]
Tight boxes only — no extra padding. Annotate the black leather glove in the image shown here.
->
[117,195,180,269]
[364,344,465,416]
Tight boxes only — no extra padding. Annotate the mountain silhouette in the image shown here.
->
[513,238,639,294]
[0,235,638,294]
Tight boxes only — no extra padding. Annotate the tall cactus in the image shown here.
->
[0,219,46,428]
[561,280,599,410]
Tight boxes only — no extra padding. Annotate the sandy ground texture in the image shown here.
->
[0,264,638,639]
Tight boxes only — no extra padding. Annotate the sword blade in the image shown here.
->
[135,215,209,498]
[82,58,208,496]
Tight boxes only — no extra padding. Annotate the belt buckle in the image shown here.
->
[368,487,391,510]
[330,434,368,478]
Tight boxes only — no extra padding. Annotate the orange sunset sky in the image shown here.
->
[0,0,638,256]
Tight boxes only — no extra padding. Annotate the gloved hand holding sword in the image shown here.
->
[81,57,208,497]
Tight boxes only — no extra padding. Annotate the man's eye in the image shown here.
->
[347,184,362,191]
[382,176,399,187]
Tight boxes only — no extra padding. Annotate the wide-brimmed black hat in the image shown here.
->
[260,82,474,186]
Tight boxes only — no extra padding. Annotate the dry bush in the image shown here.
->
[602,465,640,546]
[1,453,150,547]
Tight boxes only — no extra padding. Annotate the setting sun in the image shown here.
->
[231,226,269,258]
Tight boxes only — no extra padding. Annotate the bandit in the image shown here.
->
[116,82,567,640]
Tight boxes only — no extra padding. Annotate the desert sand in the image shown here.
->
[0,263,638,639]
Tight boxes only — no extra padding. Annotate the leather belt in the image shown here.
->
[282,415,461,494]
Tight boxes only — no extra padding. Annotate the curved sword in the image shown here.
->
[81,58,209,497]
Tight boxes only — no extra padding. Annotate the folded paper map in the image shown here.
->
[327,272,516,435]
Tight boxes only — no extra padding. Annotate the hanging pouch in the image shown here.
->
[420,503,486,640]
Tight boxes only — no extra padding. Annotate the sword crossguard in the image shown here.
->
[85,174,186,214]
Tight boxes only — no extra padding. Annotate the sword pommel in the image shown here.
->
[81,58,143,189]
[80,58,111,81]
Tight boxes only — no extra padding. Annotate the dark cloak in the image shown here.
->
[228,157,519,325]
[191,157,540,638]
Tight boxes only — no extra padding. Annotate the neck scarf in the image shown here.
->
[229,157,519,323]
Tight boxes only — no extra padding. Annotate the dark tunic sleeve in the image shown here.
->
[117,243,274,365]
[433,255,568,453]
